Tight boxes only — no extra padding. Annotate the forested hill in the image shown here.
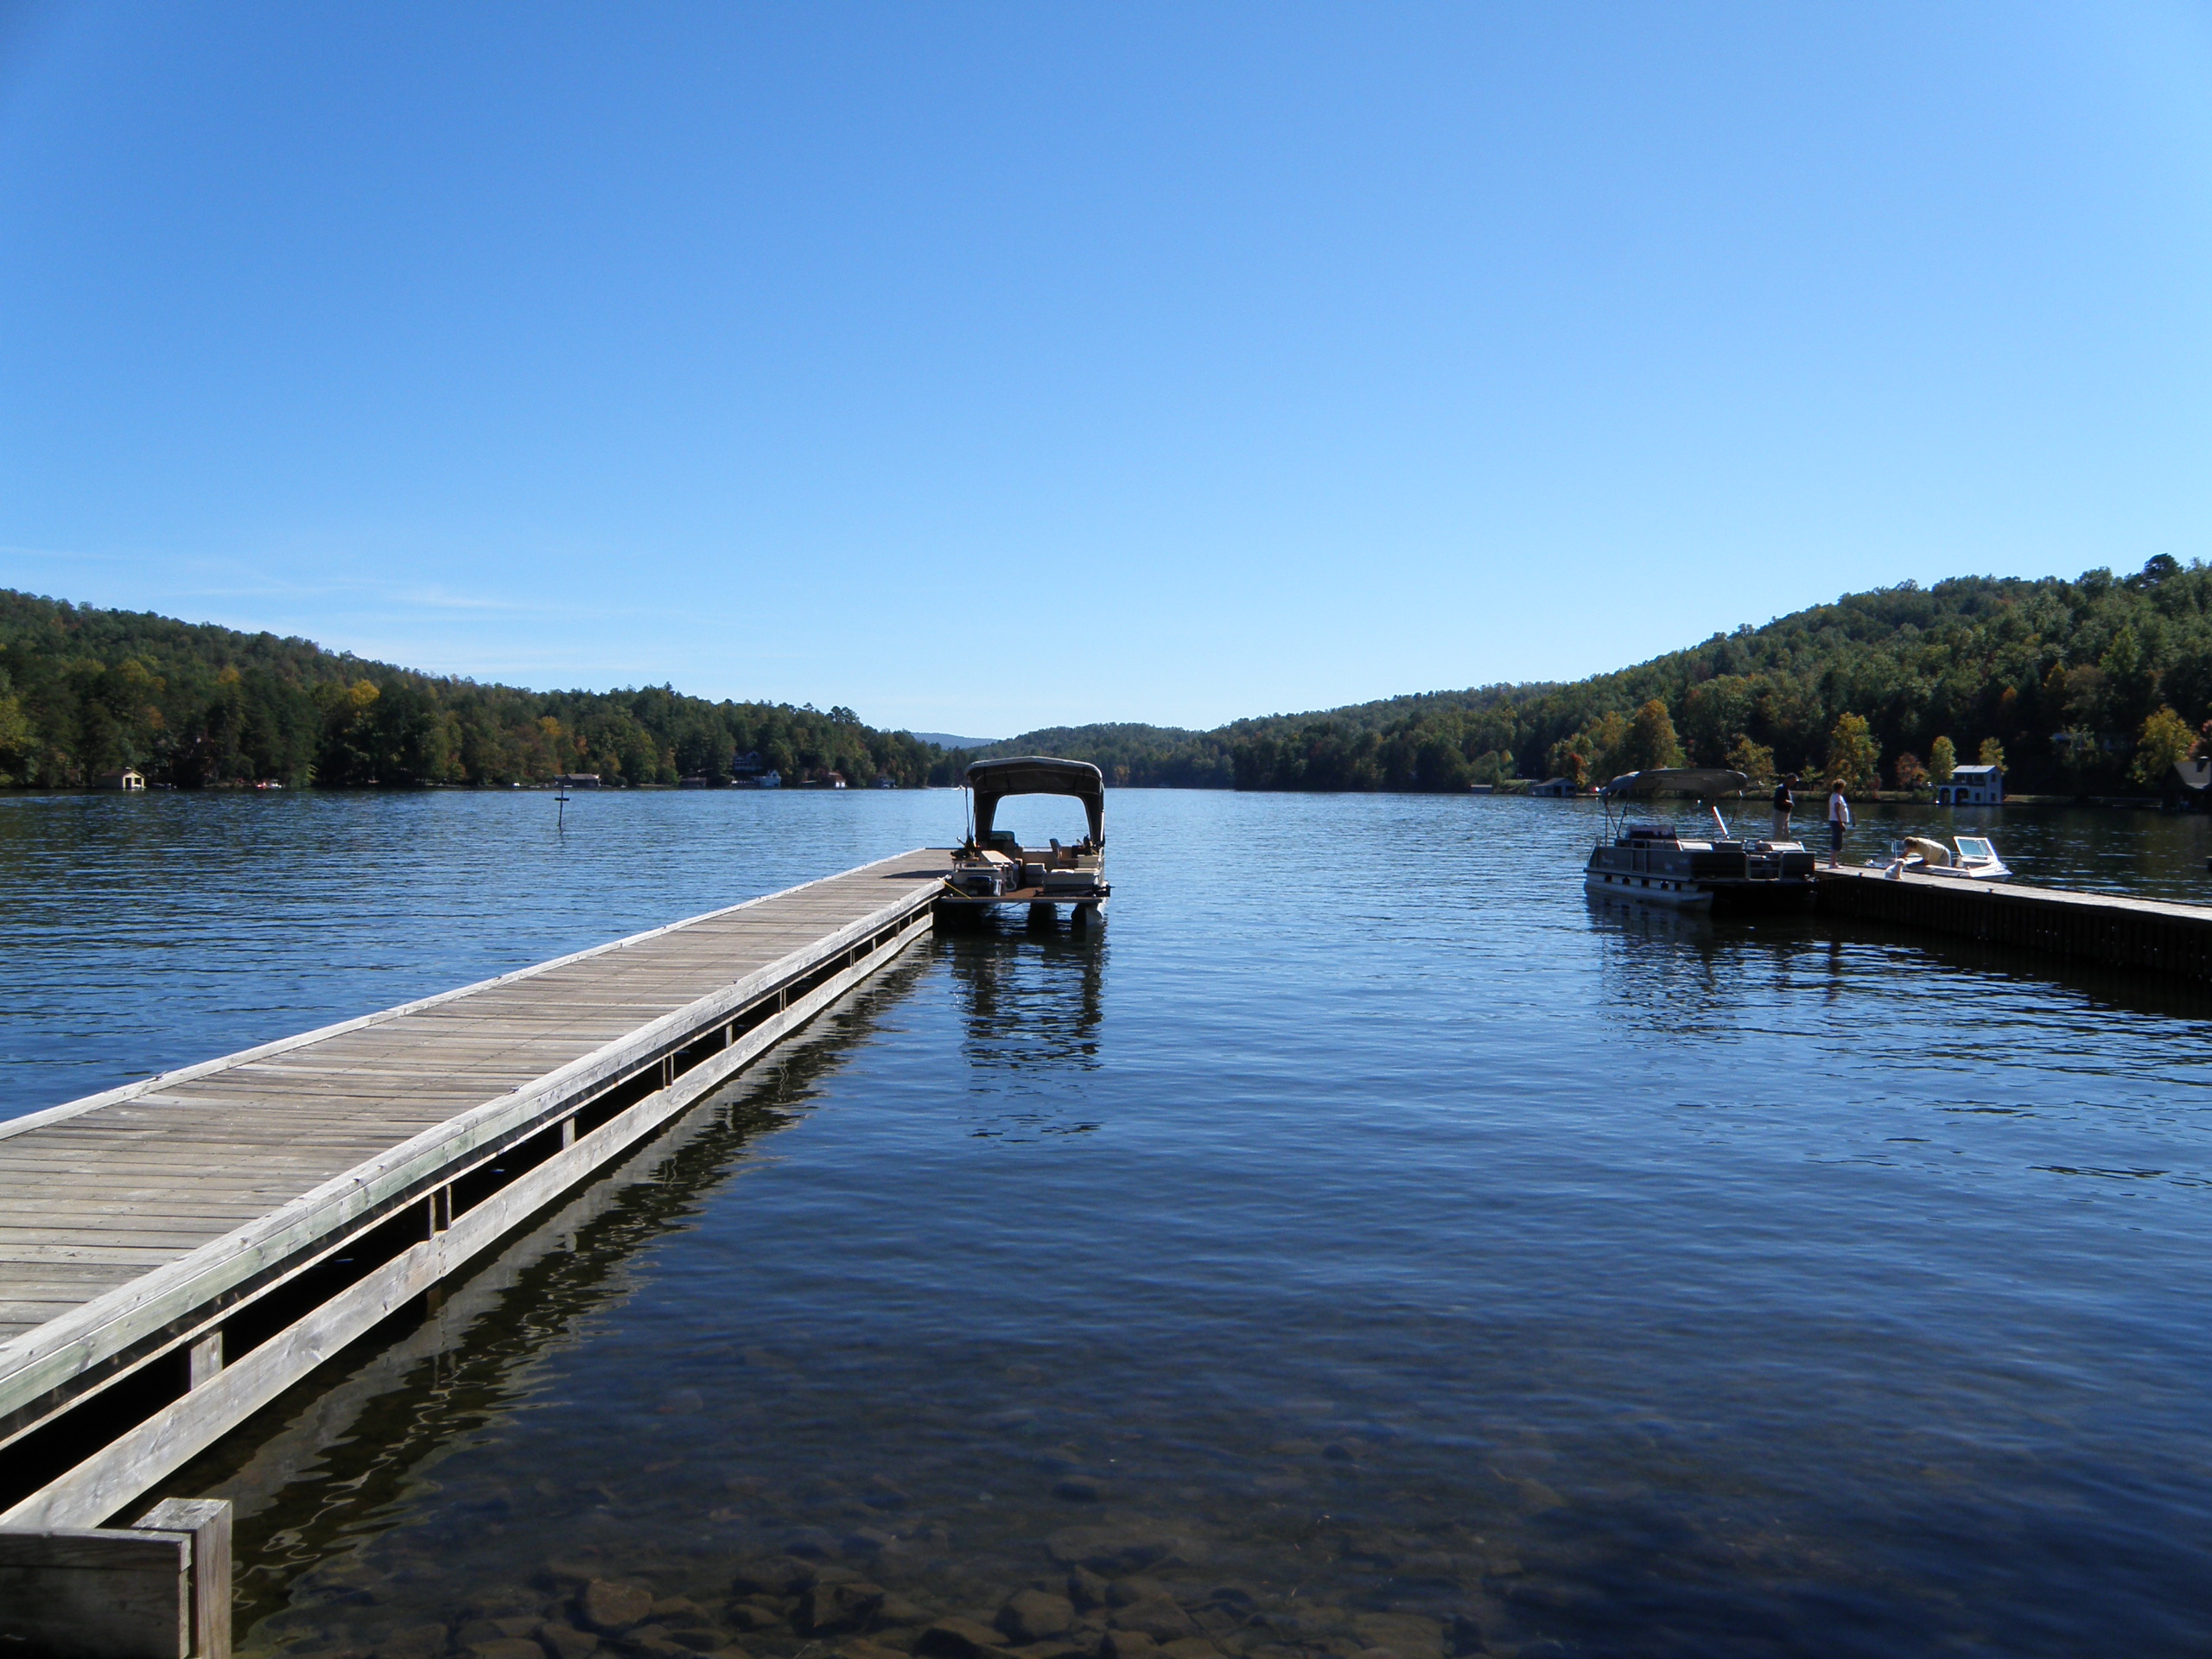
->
[983,559,2212,795]
[0,590,962,788]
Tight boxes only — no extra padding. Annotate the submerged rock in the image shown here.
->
[1046,1529,1192,1577]
[577,1580,655,1634]
[916,1616,1018,1659]
[996,1590,1077,1643]
[1106,1601,1195,1643]
[801,1580,889,1636]
[537,1624,601,1659]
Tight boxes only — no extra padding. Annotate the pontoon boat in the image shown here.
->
[1584,768,1818,910]
[940,757,1110,925]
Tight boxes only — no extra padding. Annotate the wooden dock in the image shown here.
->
[0,847,953,1657]
[1815,865,2212,980]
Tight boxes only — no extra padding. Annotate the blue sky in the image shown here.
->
[3,4,2208,738]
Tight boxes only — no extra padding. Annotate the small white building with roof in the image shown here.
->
[1935,763,2002,806]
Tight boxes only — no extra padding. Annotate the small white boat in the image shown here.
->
[1871,835,2010,881]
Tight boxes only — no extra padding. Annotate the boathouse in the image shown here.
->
[95,769,145,791]
[1935,764,2003,806]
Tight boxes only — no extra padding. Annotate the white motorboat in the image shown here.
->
[1871,835,2010,881]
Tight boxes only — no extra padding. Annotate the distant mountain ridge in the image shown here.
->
[976,561,2212,795]
[902,731,1003,751]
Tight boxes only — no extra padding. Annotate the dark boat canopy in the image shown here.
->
[1602,767,1751,800]
[966,756,1106,845]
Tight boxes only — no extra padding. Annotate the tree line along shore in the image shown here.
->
[0,590,964,790]
[969,558,2212,798]
[6,560,2209,797]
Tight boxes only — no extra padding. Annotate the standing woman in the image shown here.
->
[1827,779,1851,868]
[1770,773,1796,843]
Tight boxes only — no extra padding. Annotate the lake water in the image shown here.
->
[4,790,2212,1658]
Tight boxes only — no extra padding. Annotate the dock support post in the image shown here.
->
[0,1497,232,1658]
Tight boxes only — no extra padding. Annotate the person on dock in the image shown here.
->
[1771,774,1796,843]
[1827,779,1851,868]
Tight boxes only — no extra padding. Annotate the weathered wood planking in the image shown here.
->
[1815,865,2212,979]
[0,846,950,1536]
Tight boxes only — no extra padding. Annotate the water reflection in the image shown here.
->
[20,791,2212,1659]
[945,920,1107,1076]
[148,956,932,1640]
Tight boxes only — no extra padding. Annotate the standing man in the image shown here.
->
[1827,779,1851,868]
[1770,773,1796,843]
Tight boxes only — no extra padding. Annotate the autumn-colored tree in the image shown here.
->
[1826,711,1881,794]
[1619,699,1685,773]
[1892,752,1928,791]
[2133,705,2196,787]
[1978,736,2006,770]
[1928,735,1957,784]
[1544,735,1590,788]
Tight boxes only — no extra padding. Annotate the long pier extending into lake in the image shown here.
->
[0,847,952,1658]
[1816,864,2212,981]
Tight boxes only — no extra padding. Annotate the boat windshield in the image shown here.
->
[1956,837,1994,860]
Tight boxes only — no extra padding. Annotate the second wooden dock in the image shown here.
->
[1816,864,2212,980]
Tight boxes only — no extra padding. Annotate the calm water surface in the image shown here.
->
[3,790,2211,1658]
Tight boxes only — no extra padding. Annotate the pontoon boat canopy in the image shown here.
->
[966,756,1106,845]
[1601,767,1751,799]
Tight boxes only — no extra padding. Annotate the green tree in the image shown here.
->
[1928,735,1957,783]
[0,682,29,781]
[2056,727,2102,795]
[2133,704,2195,787]
[1827,711,1880,794]
[1978,736,2005,771]
[1578,710,1632,784]
[1619,698,1685,773]
[2101,624,2155,726]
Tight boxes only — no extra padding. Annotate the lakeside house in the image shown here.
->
[730,750,766,780]
[555,773,601,790]
[97,768,145,791]
[1935,764,2003,806]
[1529,777,1577,797]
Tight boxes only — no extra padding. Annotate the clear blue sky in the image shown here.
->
[3,5,2207,738]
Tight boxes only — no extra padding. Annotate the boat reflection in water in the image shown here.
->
[1583,767,1818,911]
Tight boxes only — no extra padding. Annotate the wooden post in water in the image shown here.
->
[0,1498,231,1658]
